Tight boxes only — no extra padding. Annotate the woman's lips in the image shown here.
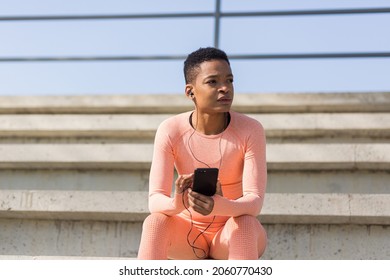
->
[217,98,232,103]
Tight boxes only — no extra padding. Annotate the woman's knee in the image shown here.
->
[138,213,173,259]
[231,215,267,246]
[229,214,260,229]
[142,212,172,232]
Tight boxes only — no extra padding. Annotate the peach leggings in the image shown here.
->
[137,213,267,260]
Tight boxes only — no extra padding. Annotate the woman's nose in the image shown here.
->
[218,83,230,93]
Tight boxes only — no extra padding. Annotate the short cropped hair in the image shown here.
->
[184,47,230,84]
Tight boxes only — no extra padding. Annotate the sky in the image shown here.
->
[0,0,389,96]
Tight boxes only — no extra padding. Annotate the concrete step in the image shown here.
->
[0,169,150,191]
[0,113,389,142]
[0,143,388,170]
[1,169,389,194]
[1,190,389,225]
[0,114,165,140]
[0,92,389,114]
[1,143,388,193]
[1,190,389,259]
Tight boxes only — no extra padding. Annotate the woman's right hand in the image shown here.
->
[174,174,194,210]
[175,173,194,195]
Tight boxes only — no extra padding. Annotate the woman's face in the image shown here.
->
[190,59,234,114]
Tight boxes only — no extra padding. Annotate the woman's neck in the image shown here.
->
[191,111,228,135]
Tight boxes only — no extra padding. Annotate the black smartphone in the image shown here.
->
[192,168,219,196]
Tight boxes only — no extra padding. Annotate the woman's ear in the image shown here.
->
[185,85,194,99]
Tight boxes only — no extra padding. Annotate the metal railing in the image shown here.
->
[1,0,390,62]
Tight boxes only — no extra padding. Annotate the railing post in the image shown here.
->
[214,0,221,48]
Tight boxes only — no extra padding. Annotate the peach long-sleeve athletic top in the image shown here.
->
[148,110,267,227]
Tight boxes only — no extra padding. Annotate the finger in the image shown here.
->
[188,191,214,211]
[175,175,186,193]
[182,174,194,190]
[176,174,194,195]
[188,199,213,216]
[188,196,210,210]
[188,189,209,204]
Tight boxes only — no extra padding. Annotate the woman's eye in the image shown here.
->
[207,80,216,84]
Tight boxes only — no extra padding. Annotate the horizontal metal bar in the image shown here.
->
[0,8,389,21]
[1,52,390,63]
[229,52,390,60]
[222,7,390,17]
[0,55,187,62]
[0,13,213,21]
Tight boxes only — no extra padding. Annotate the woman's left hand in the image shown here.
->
[188,189,215,215]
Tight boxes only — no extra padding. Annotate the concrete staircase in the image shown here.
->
[0,92,389,259]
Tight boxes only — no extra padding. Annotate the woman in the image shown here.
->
[138,47,267,260]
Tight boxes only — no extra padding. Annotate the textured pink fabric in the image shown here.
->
[138,110,267,259]
[137,213,267,260]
